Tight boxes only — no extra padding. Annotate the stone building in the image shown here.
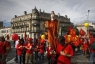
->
[76,23,95,35]
[0,21,3,28]
[0,26,12,40]
[11,7,73,38]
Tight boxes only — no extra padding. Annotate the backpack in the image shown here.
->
[90,41,95,50]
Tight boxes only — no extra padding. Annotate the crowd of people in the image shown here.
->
[0,34,95,64]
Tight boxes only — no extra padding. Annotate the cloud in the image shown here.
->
[0,0,95,26]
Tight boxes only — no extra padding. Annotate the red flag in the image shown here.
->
[79,28,86,36]
[68,28,76,37]
[88,31,92,38]
[67,26,73,35]
[71,35,80,46]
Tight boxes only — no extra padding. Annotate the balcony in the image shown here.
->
[32,23,40,27]
[12,26,15,29]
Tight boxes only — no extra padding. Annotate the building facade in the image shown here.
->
[11,7,73,38]
[76,23,95,35]
[0,26,12,40]
[0,21,3,28]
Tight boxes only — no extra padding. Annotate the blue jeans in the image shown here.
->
[35,51,39,60]
[18,55,23,64]
[47,57,52,64]
[90,52,95,64]
[14,49,18,61]
[39,53,44,60]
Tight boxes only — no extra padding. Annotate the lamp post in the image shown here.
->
[88,10,90,37]
[88,10,90,21]
[84,10,90,36]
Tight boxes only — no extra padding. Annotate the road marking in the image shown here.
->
[7,57,16,64]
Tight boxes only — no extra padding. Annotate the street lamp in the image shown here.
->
[88,10,90,21]
[84,10,90,36]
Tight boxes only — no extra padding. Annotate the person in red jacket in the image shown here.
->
[56,36,74,64]
[16,38,25,64]
[25,38,33,64]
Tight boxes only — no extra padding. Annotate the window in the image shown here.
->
[7,30,8,33]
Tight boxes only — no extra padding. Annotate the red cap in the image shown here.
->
[40,39,45,43]
[28,38,33,41]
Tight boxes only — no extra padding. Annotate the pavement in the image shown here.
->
[71,53,90,64]
[6,51,92,64]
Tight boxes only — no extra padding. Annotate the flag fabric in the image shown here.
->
[67,26,73,35]
[64,34,71,43]
[71,35,80,47]
[70,29,76,37]
[79,28,86,36]
[88,31,92,38]
[67,26,76,36]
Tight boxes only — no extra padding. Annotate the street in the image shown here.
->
[6,40,92,64]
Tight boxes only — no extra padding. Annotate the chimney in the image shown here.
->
[43,10,45,13]
[39,9,41,13]
[24,11,27,15]
[58,13,60,17]
[65,15,67,18]
[15,15,17,18]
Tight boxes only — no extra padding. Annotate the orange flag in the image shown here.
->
[67,26,73,35]
[64,34,71,43]
[69,29,76,37]
[71,35,80,46]
[79,28,86,36]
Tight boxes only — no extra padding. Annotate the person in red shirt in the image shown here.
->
[16,38,25,64]
[0,37,2,64]
[39,42,44,60]
[82,38,89,57]
[25,38,33,64]
[56,36,74,64]
[0,36,10,64]
[45,43,53,64]
[89,34,95,64]
[34,44,39,61]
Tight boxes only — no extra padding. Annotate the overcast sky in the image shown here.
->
[0,0,95,25]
